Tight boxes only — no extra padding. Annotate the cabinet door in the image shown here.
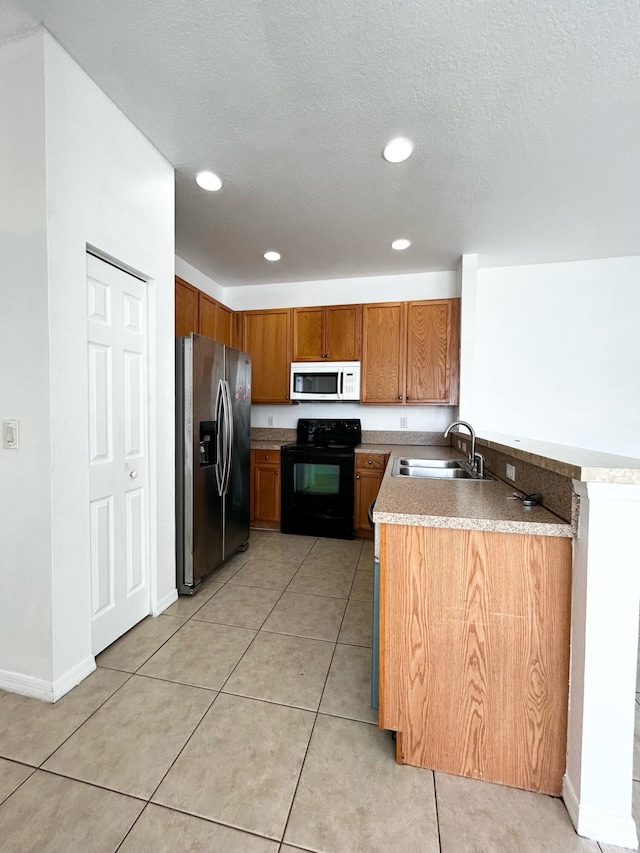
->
[175,277,199,337]
[242,309,292,403]
[361,303,405,403]
[216,303,233,347]
[198,293,217,339]
[326,304,361,361]
[354,469,383,537]
[292,307,324,361]
[253,463,280,524]
[405,299,460,404]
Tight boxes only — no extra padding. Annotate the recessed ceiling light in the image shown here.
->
[264,251,281,262]
[195,171,222,191]
[391,238,411,251]
[382,137,414,163]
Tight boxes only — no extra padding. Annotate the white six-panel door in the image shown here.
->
[87,254,150,655]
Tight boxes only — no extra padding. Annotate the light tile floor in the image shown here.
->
[0,530,636,852]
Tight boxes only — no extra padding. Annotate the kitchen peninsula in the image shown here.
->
[373,433,640,812]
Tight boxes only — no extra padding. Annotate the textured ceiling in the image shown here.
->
[4,0,640,286]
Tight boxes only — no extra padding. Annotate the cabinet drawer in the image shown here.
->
[253,449,281,464]
[356,453,387,471]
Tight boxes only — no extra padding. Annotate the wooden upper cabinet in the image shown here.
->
[216,303,233,347]
[361,303,405,403]
[241,308,292,404]
[361,298,460,405]
[198,292,217,339]
[292,304,361,361]
[405,299,460,405]
[175,277,199,337]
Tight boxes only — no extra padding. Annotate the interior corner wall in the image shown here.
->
[175,255,226,303]
[43,32,176,686]
[471,256,640,457]
[225,269,459,311]
[0,29,53,685]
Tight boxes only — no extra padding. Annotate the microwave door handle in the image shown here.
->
[340,371,344,397]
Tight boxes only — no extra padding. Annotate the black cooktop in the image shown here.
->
[287,418,362,449]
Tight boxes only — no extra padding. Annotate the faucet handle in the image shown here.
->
[473,452,485,478]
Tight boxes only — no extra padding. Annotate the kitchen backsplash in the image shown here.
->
[251,427,449,446]
[473,441,574,523]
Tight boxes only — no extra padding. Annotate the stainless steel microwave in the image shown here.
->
[290,361,361,401]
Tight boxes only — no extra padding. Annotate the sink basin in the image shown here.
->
[398,458,464,469]
[391,458,494,480]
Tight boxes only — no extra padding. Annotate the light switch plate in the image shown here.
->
[506,463,516,481]
[3,419,19,449]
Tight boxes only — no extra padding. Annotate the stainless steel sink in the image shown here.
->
[391,458,494,480]
[398,458,464,469]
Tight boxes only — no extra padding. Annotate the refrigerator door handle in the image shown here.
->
[214,379,225,496]
[222,380,234,495]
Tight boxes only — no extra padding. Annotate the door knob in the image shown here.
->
[129,470,138,479]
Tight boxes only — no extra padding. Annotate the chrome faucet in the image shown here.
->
[443,420,484,476]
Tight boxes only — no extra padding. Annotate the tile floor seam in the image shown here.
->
[30,670,136,769]
[114,800,152,853]
[279,708,322,848]
[144,688,219,805]
[36,765,149,804]
[0,766,37,809]
[433,766,444,853]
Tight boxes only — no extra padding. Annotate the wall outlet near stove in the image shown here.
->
[506,463,516,481]
[400,417,408,429]
[268,416,274,427]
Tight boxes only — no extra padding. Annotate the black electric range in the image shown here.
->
[280,419,362,539]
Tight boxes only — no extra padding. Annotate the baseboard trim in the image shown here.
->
[563,775,639,849]
[0,655,95,704]
[152,588,178,616]
[52,656,96,702]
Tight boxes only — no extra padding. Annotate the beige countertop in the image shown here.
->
[473,431,640,485]
[373,446,573,537]
[251,440,290,451]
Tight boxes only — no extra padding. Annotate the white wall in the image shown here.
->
[0,30,53,684]
[175,255,226,302]
[0,29,176,698]
[44,33,176,688]
[251,403,455,432]
[224,269,458,311]
[470,256,640,457]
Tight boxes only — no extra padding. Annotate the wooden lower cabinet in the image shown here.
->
[251,450,280,529]
[379,523,572,795]
[354,453,388,538]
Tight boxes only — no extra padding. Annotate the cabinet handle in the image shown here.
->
[274,471,278,476]
[356,474,360,479]
[264,454,269,459]
[407,396,411,401]
[367,459,373,465]
[398,394,403,400]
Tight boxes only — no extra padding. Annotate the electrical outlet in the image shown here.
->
[461,441,467,453]
[506,463,516,481]
[400,417,408,429]
[2,419,19,449]
[267,416,274,427]
[457,439,462,450]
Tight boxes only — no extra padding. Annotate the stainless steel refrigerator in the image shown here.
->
[176,334,251,594]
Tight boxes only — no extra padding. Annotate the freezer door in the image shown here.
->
[223,346,251,560]
[177,334,226,592]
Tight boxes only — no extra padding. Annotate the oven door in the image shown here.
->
[280,447,355,539]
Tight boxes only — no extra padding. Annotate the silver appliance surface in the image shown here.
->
[176,334,251,593]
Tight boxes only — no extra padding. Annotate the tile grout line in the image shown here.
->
[433,769,444,853]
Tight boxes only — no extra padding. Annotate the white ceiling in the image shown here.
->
[4,0,640,286]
